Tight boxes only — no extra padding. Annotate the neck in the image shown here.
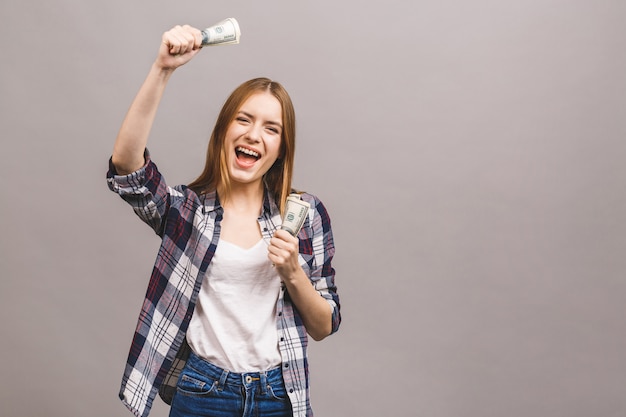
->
[219,181,265,214]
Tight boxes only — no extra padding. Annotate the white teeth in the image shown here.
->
[236,147,260,158]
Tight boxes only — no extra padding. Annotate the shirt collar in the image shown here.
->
[262,189,280,217]
[200,190,221,213]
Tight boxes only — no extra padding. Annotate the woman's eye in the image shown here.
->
[267,127,279,134]
[236,117,249,123]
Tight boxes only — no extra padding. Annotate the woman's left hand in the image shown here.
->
[268,229,301,280]
[269,229,333,340]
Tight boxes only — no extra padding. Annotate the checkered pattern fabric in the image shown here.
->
[107,152,340,417]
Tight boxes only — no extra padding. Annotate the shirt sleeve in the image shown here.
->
[106,150,170,236]
[302,193,342,335]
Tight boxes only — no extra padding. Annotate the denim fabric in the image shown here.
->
[169,351,292,417]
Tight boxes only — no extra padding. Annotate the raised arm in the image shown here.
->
[111,25,203,174]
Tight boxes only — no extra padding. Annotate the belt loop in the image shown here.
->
[218,369,229,391]
[260,371,268,395]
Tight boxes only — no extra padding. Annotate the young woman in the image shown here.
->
[107,25,341,417]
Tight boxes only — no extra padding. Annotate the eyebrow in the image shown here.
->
[238,111,283,129]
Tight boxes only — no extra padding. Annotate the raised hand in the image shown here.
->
[156,25,203,70]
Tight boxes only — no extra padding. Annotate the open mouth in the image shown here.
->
[235,146,261,165]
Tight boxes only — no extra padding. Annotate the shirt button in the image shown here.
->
[289,388,294,393]
[284,363,289,368]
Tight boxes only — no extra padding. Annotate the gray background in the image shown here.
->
[1,0,625,416]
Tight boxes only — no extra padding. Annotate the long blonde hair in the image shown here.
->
[188,78,296,214]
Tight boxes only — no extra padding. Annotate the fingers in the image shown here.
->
[162,25,202,55]
[268,230,299,265]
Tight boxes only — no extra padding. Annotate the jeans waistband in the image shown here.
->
[186,350,283,387]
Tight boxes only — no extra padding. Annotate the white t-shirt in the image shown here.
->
[186,238,282,372]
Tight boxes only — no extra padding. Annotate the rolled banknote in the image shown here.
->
[281,194,310,236]
[201,18,241,46]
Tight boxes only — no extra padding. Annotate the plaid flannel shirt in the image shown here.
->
[107,152,340,417]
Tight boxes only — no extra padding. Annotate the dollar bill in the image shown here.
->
[201,18,241,46]
[281,194,310,236]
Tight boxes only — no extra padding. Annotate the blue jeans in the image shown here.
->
[169,351,292,417]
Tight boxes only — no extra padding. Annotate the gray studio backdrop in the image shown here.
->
[1,1,625,416]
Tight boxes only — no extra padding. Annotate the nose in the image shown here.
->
[246,122,263,142]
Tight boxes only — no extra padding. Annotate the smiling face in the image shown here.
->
[224,91,284,190]
[188,78,296,214]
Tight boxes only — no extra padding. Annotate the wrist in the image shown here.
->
[150,61,176,79]
[279,265,306,287]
